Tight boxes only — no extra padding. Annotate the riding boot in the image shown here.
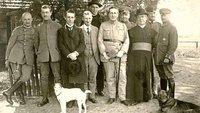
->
[3,80,23,105]
[160,79,167,91]
[18,85,26,105]
[168,78,175,98]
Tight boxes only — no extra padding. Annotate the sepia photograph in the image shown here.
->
[0,0,200,113]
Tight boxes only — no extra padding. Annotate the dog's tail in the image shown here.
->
[85,90,92,94]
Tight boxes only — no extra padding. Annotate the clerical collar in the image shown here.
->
[138,24,146,28]
[66,23,74,28]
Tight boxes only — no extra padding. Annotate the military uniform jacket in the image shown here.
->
[98,21,130,62]
[35,20,62,62]
[5,26,35,65]
[155,22,178,65]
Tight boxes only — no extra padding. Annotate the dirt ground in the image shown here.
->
[0,56,200,113]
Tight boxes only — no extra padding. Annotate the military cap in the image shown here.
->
[88,0,102,7]
[121,9,130,15]
[146,6,156,12]
[159,8,171,14]
[68,60,82,76]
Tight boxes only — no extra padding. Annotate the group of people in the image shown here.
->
[3,0,178,108]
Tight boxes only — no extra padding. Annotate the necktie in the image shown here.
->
[87,27,90,34]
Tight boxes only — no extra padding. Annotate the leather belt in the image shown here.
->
[103,39,123,43]
[132,42,152,51]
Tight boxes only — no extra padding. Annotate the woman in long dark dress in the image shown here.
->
[126,8,157,103]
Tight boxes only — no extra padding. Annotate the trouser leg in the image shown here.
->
[96,62,105,93]
[117,61,127,101]
[40,62,50,100]
[104,62,116,99]
[168,78,175,98]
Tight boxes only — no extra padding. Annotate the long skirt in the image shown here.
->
[126,50,153,102]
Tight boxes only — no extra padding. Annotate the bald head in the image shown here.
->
[82,10,93,26]
[21,12,33,28]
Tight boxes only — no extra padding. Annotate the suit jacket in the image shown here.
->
[5,26,35,65]
[58,25,87,83]
[80,25,100,65]
[35,20,62,62]
[155,22,178,65]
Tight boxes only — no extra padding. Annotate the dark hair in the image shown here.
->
[41,5,52,12]
[64,9,76,17]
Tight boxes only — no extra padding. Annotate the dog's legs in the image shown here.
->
[77,100,82,113]
[83,100,87,113]
[60,101,67,113]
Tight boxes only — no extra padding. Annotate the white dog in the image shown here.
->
[54,83,91,113]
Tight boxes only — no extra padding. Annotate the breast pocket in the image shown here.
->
[103,28,110,38]
[118,27,125,37]
[160,32,169,45]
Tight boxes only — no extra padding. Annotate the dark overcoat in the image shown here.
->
[58,26,87,85]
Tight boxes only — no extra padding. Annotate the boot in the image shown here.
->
[18,85,26,105]
[160,79,167,91]
[3,80,23,105]
[168,78,175,98]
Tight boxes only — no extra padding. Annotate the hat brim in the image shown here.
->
[88,2,102,7]
[135,12,148,17]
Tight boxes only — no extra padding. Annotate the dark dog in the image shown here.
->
[157,90,200,113]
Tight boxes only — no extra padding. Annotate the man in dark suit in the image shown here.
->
[58,9,87,107]
[88,0,105,96]
[3,12,35,105]
[155,8,178,98]
[80,10,100,103]
[35,5,62,107]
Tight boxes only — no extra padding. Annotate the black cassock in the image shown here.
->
[126,25,157,102]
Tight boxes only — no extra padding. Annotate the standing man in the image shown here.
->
[126,8,157,104]
[120,9,136,30]
[3,12,35,105]
[35,5,62,107]
[58,9,87,107]
[98,7,129,105]
[88,0,105,96]
[80,11,100,103]
[155,8,178,98]
[146,6,161,98]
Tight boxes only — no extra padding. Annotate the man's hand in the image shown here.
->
[103,52,110,60]
[67,53,77,61]
[5,60,9,68]
[163,58,170,64]
[116,51,124,58]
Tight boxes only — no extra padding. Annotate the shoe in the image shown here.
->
[106,98,115,104]
[120,100,130,106]
[37,98,49,107]
[97,91,104,96]
[67,101,75,108]
[88,98,98,103]
[3,92,13,105]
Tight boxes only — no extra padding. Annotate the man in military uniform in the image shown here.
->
[120,9,136,30]
[98,7,129,105]
[35,5,62,107]
[155,8,178,98]
[3,12,35,105]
